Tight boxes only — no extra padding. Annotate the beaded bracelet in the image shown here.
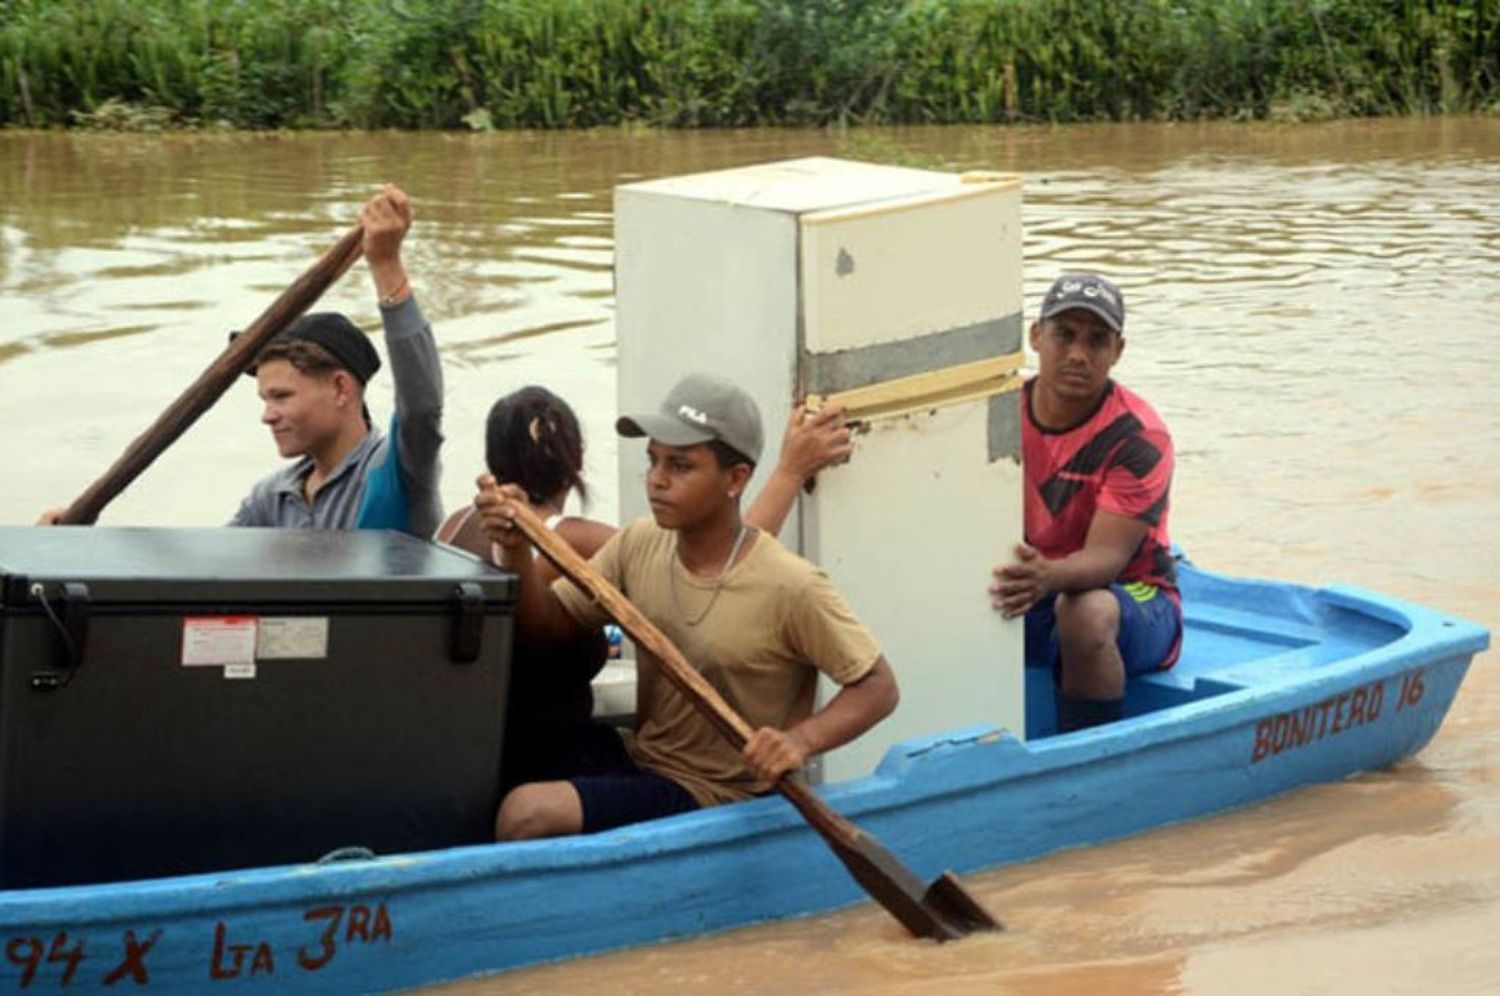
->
[379,279,410,309]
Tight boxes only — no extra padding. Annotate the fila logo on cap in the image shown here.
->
[678,404,709,425]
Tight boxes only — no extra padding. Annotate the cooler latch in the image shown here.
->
[29,581,90,690]
[449,582,485,664]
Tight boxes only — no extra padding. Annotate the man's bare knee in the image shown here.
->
[496,782,584,841]
[1055,590,1124,698]
[1056,589,1120,649]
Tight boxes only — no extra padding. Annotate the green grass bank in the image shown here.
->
[3,0,1496,130]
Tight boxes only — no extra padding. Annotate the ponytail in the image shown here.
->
[485,386,588,507]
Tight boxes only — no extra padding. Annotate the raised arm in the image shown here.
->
[745,404,853,535]
[363,185,412,310]
[363,184,445,538]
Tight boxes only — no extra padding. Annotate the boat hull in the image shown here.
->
[0,567,1486,992]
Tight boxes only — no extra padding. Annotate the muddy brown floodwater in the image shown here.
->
[2,117,1497,994]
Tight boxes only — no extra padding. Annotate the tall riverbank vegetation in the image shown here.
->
[3,0,1496,129]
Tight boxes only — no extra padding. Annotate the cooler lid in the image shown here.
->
[0,527,517,606]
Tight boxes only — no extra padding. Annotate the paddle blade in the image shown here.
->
[827,829,1000,941]
[924,871,1003,933]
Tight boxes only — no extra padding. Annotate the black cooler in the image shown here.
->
[0,526,516,888]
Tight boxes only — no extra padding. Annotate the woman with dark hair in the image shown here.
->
[437,386,617,791]
[439,386,850,793]
[438,386,614,566]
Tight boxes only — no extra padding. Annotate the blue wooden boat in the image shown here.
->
[0,556,1485,992]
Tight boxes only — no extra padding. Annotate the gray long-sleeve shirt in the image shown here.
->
[229,295,444,536]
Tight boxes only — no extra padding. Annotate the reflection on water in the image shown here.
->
[2,118,1498,993]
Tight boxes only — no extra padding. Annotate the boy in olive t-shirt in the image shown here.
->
[477,373,899,839]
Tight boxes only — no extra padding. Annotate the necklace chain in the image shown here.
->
[670,525,750,627]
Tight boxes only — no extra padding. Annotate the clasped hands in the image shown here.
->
[990,542,1057,619]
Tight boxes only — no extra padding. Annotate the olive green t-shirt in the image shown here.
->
[552,518,881,806]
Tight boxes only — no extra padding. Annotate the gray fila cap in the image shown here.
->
[1039,272,1126,333]
[616,372,765,465]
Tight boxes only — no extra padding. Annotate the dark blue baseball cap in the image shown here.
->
[1039,273,1126,333]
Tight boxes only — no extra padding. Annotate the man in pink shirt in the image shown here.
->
[990,273,1182,732]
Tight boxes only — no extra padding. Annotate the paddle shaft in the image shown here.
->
[506,504,928,901]
[57,225,366,525]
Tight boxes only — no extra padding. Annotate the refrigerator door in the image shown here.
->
[798,178,1027,781]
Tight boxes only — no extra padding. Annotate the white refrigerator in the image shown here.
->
[614,157,1027,781]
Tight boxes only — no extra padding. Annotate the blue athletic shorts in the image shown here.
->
[1025,582,1182,677]
[571,767,699,834]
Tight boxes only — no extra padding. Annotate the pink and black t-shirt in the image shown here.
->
[1022,378,1177,597]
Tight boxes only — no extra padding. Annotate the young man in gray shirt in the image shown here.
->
[39,185,443,535]
[230,184,443,536]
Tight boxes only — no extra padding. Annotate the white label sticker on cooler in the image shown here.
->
[181,616,258,667]
[256,617,330,660]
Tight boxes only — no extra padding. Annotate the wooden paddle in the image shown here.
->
[505,500,1001,941]
[56,225,366,526]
